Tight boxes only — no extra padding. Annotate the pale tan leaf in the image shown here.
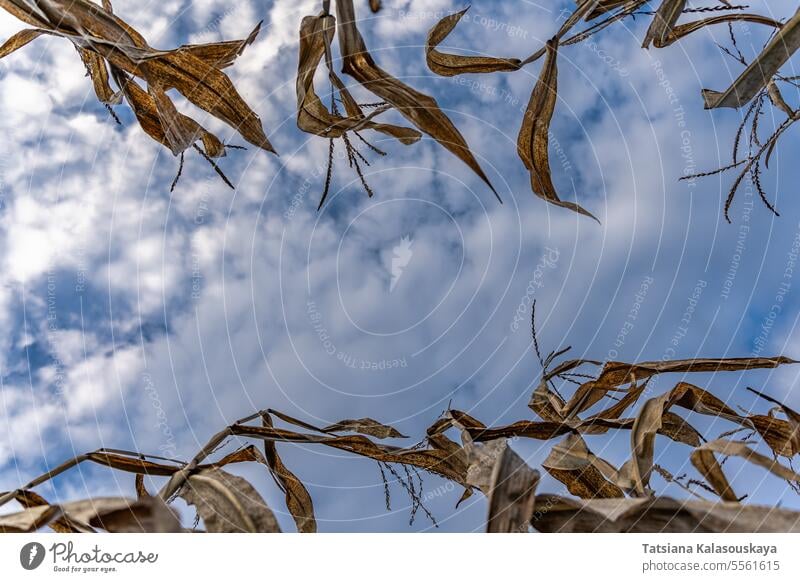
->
[690,439,800,502]
[704,8,800,109]
[180,468,281,533]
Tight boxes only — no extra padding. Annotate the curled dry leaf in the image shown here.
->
[543,434,625,499]
[641,0,686,49]
[261,414,316,533]
[517,39,599,221]
[704,8,800,109]
[445,412,539,533]
[531,494,800,532]
[335,0,500,200]
[748,387,800,455]
[296,14,420,144]
[483,441,540,533]
[425,8,521,77]
[690,439,800,502]
[179,468,281,533]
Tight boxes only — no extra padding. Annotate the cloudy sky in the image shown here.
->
[1,0,799,532]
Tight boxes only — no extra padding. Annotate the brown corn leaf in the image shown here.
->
[112,69,226,157]
[576,0,632,21]
[542,434,625,498]
[445,412,539,532]
[767,80,796,118]
[531,494,800,532]
[748,387,800,456]
[176,22,261,70]
[78,496,181,533]
[12,490,89,533]
[750,414,799,457]
[517,39,598,221]
[179,468,281,533]
[369,0,381,13]
[78,47,119,104]
[296,14,420,144]
[323,418,408,439]
[480,440,540,533]
[628,392,672,496]
[691,439,800,502]
[2,0,275,155]
[0,27,49,58]
[664,14,781,47]
[563,356,796,417]
[231,422,470,487]
[426,8,521,77]
[135,474,149,499]
[335,0,499,200]
[641,0,686,49]
[261,414,316,533]
[0,496,179,533]
[0,504,62,533]
[704,8,800,109]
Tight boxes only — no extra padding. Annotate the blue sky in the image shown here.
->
[1,0,800,531]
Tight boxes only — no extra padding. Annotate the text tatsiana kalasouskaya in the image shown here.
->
[642,543,777,556]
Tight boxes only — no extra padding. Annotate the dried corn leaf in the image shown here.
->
[0,27,48,58]
[323,418,407,439]
[576,0,631,21]
[691,439,800,502]
[335,0,499,199]
[517,39,598,220]
[641,0,686,49]
[484,441,539,533]
[1,0,275,155]
[0,496,179,533]
[176,22,261,70]
[531,494,800,532]
[112,69,225,157]
[444,412,539,532]
[664,14,781,47]
[767,80,796,118]
[76,496,181,533]
[563,356,796,417]
[704,8,800,109]
[750,414,799,458]
[231,423,469,486]
[543,434,625,498]
[78,47,119,103]
[0,504,62,533]
[748,387,800,450]
[11,490,89,533]
[426,8,520,77]
[180,468,281,533]
[296,14,420,144]
[261,414,316,533]
[369,0,381,13]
